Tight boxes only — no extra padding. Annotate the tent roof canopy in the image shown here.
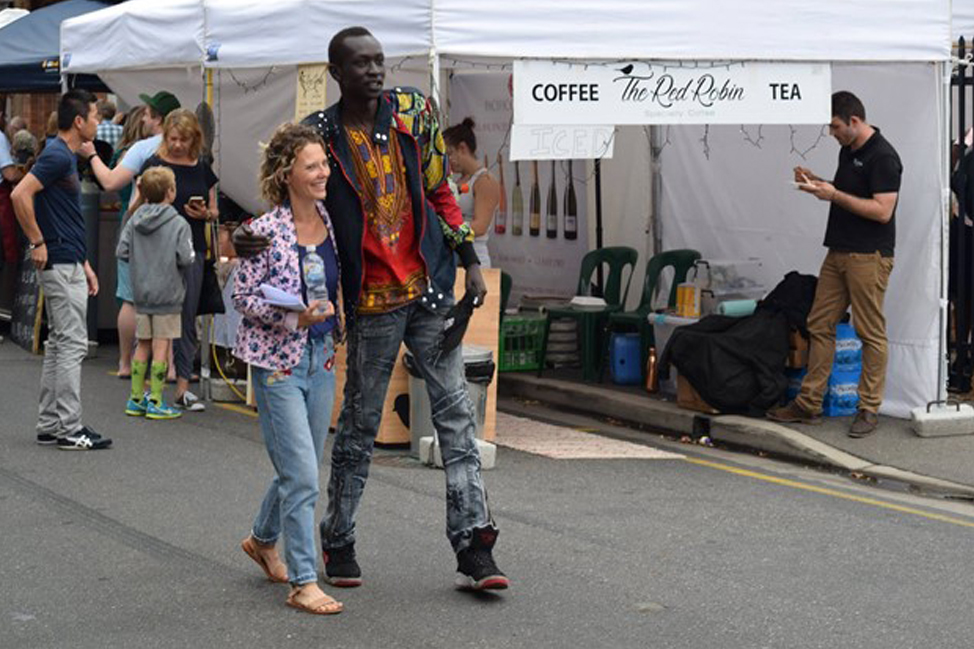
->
[62,0,952,75]
[0,0,109,92]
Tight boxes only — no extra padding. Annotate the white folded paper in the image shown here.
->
[259,283,306,311]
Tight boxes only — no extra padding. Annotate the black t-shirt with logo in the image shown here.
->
[823,128,902,257]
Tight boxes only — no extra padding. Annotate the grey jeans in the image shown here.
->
[37,263,88,437]
[174,255,203,381]
[320,301,495,553]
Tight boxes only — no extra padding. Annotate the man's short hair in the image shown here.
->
[58,89,97,131]
[832,91,866,125]
[328,26,374,67]
[140,166,176,204]
[97,99,116,121]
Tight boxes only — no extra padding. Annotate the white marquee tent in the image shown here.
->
[60,0,957,417]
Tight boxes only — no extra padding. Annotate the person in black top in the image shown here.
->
[769,91,902,438]
[129,109,218,412]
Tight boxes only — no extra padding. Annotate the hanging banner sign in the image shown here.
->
[509,124,615,160]
[295,63,328,122]
[513,60,831,126]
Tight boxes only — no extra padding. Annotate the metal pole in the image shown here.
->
[595,158,604,294]
[954,38,970,394]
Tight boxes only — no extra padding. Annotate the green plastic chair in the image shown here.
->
[539,246,638,381]
[601,248,701,381]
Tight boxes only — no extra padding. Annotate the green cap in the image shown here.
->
[138,90,181,118]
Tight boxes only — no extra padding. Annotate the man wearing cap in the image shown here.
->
[82,90,180,192]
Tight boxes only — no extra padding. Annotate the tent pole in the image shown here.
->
[650,125,663,257]
[941,59,953,404]
[595,158,604,293]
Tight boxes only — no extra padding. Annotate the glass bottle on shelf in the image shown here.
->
[511,160,523,236]
[563,159,578,241]
[546,160,558,239]
[495,153,507,234]
[529,160,541,237]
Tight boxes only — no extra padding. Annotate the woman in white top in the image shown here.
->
[444,118,497,268]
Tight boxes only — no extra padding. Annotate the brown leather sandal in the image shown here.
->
[241,536,288,583]
[286,587,343,615]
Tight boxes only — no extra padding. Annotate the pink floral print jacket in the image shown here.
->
[232,201,341,371]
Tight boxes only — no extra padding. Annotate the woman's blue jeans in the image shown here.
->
[251,334,336,585]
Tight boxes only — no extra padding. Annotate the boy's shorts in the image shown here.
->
[136,313,182,340]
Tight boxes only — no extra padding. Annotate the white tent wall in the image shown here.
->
[433,0,950,62]
[657,63,944,417]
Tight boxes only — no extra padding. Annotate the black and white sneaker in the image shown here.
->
[174,390,205,412]
[57,426,112,451]
[36,433,58,446]
[323,543,363,587]
[456,526,509,591]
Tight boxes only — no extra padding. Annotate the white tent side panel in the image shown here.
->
[955,5,974,39]
[658,63,942,417]
[61,0,204,72]
[435,0,950,61]
[204,0,431,68]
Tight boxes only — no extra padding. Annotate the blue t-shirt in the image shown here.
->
[0,131,13,170]
[30,137,86,265]
[298,241,339,339]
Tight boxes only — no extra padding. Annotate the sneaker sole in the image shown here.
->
[125,409,146,417]
[36,437,58,446]
[58,443,112,451]
[324,576,363,588]
[455,574,510,591]
[146,412,182,420]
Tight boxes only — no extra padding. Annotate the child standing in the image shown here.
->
[116,166,195,419]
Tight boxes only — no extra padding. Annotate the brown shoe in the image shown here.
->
[766,401,822,425]
[848,410,879,438]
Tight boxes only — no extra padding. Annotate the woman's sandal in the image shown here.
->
[286,587,343,616]
[241,536,289,583]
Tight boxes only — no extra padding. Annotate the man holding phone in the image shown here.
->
[769,91,901,438]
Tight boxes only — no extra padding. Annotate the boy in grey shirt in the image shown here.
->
[116,166,195,419]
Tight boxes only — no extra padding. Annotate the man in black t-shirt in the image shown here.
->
[768,91,902,438]
[11,90,113,450]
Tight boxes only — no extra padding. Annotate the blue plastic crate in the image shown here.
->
[610,333,642,385]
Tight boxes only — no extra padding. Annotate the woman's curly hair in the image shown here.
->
[259,123,327,207]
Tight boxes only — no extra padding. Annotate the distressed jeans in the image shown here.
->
[320,301,494,553]
[36,263,89,438]
[251,335,336,585]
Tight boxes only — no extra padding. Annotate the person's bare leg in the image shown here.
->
[117,301,136,376]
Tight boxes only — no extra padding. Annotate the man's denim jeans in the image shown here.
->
[321,302,493,553]
[251,335,336,585]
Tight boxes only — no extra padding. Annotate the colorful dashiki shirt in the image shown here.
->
[345,125,427,314]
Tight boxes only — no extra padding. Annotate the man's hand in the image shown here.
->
[464,264,488,307]
[31,243,47,270]
[793,166,820,184]
[78,141,96,160]
[800,179,838,202]
[297,300,334,328]
[84,261,99,296]
[232,223,272,258]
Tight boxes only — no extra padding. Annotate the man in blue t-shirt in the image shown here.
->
[11,90,113,451]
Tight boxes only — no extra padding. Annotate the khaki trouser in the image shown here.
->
[795,251,894,414]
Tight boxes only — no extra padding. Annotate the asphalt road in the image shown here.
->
[2,342,974,649]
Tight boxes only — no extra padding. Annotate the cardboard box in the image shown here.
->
[676,374,720,414]
[787,329,809,369]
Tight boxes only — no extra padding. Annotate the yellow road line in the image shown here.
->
[214,402,258,418]
[684,456,974,530]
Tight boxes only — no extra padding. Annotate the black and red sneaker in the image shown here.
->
[323,543,362,588]
[455,526,509,591]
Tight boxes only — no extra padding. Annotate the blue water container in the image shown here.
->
[610,333,642,385]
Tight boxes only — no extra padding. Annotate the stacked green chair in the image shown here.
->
[600,248,701,381]
[538,246,638,381]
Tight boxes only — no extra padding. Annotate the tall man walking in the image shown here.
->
[768,91,902,438]
[11,90,112,450]
[235,27,508,591]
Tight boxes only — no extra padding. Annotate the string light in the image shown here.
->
[789,124,829,160]
[226,67,277,94]
[699,125,711,160]
[740,125,764,149]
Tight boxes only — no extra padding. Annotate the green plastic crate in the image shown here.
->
[499,314,546,372]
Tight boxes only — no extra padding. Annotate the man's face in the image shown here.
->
[143,108,163,135]
[829,115,858,147]
[332,35,385,101]
[78,102,99,142]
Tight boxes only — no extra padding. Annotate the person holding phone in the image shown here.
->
[129,108,218,412]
